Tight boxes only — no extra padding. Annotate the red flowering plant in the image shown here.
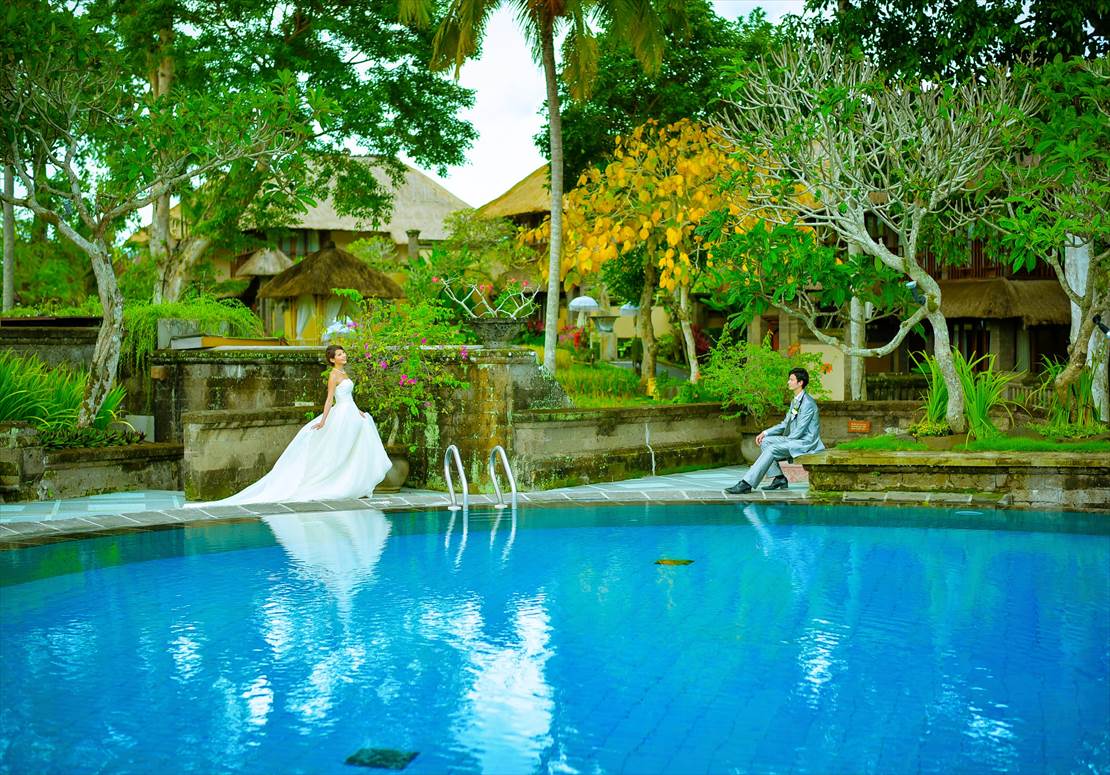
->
[330,290,468,453]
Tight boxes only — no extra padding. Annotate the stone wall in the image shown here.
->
[182,405,319,501]
[0,322,99,367]
[151,348,326,442]
[433,346,570,489]
[511,404,744,489]
[804,450,1110,511]
[0,422,182,502]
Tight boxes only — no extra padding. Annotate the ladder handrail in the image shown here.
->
[443,444,468,512]
[488,444,518,510]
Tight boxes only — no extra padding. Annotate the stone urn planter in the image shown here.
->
[378,447,411,493]
[467,317,525,347]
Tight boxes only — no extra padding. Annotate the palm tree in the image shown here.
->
[399,0,674,373]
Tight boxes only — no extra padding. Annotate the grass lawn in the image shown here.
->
[837,434,1110,454]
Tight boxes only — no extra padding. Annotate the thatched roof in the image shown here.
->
[281,159,471,242]
[234,247,293,278]
[479,165,551,218]
[258,243,405,300]
[939,278,1070,325]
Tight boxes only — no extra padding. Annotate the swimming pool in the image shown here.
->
[1,503,1107,774]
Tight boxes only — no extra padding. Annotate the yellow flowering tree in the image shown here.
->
[527,118,742,387]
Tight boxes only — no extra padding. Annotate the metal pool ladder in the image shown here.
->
[443,444,468,511]
[488,445,518,510]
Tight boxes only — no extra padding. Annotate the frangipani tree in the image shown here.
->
[715,41,1038,432]
[0,3,324,425]
[988,56,1110,420]
[398,0,679,375]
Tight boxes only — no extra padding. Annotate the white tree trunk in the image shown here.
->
[677,285,699,382]
[79,240,125,427]
[927,310,967,433]
[1091,332,1109,422]
[848,296,866,400]
[2,165,13,312]
[540,18,563,375]
[1065,239,1089,344]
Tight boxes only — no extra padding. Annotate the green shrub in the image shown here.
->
[907,419,951,437]
[0,352,125,430]
[1028,417,1106,440]
[556,361,643,403]
[699,334,828,419]
[333,296,468,452]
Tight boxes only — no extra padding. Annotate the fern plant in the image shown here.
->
[121,295,263,376]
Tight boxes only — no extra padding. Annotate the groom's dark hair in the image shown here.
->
[789,367,810,388]
[325,344,344,365]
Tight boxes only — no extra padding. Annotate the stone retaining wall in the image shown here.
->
[0,323,99,367]
[152,348,326,442]
[0,422,182,502]
[511,404,744,489]
[181,405,320,501]
[804,450,1110,511]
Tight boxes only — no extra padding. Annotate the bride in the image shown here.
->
[187,344,393,507]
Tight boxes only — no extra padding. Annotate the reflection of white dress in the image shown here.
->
[189,379,392,506]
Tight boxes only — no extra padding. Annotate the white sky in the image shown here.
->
[408,1,806,208]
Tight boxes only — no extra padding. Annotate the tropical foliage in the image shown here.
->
[540,118,741,385]
[0,353,125,431]
[698,336,829,420]
[398,0,676,374]
[120,296,264,376]
[331,295,467,453]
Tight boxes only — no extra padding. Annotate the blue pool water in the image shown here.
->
[1,503,1108,774]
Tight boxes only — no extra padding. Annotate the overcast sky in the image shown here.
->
[408,0,806,208]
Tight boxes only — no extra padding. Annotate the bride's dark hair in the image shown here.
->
[324,344,345,365]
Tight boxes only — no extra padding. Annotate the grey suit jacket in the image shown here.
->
[764,391,826,459]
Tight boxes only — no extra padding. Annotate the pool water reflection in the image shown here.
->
[1,503,1107,774]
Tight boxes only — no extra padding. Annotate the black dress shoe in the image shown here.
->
[763,475,789,491]
[724,480,753,495]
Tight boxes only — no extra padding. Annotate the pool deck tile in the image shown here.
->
[0,461,1064,547]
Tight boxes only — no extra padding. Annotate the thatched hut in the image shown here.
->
[478,164,551,230]
[259,242,404,343]
[938,278,1070,369]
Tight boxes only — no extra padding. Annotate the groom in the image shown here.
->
[725,367,825,495]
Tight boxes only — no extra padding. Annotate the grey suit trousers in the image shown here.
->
[742,439,791,486]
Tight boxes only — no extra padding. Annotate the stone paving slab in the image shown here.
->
[0,460,1094,549]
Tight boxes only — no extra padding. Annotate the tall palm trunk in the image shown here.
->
[150,27,176,303]
[2,165,13,312]
[540,15,563,374]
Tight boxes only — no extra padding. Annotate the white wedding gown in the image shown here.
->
[188,379,393,507]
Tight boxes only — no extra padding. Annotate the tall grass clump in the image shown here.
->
[952,349,1018,439]
[1032,357,1103,438]
[556,361,644,406]
[0,352,124,430]
[909,351,949,436]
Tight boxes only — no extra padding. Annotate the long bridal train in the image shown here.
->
[187,379,392,507]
